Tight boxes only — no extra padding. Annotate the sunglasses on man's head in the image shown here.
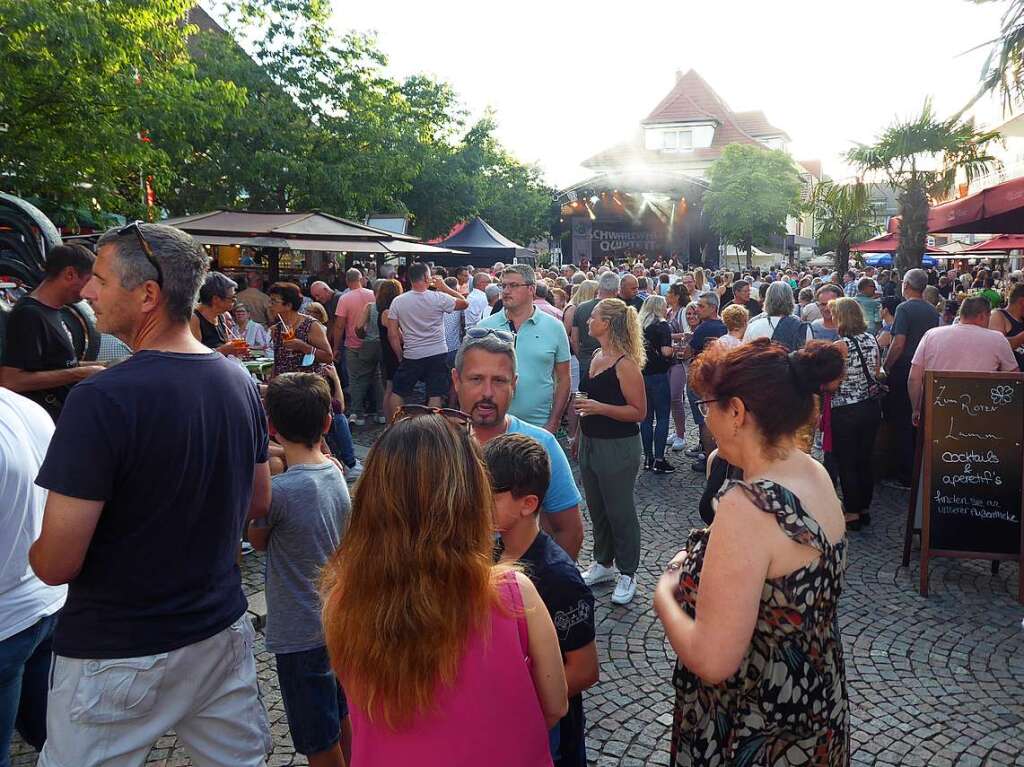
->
[465,327,515,343]
[392,404,472,431]
[117,221,163,287]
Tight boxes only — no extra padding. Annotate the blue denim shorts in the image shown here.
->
[275,646,348,756]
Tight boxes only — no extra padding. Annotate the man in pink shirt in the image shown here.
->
[908,296,1018,426]
[333,268,380,425]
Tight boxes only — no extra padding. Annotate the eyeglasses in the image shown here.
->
[117,221,163,287]
[465,327,515,343]
[500,281,532,291]
[694,398,723,418]
[393,404,471,431]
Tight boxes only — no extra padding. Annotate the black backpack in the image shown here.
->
[769,315,810,351]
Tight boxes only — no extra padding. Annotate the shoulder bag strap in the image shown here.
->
[849,335,877,384]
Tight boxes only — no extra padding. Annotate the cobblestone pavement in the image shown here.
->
[11,423,1024,766]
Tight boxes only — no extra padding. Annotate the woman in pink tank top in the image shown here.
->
[321,411,567,766]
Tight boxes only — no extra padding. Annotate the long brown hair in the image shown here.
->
[376,278,403,312]
[320,414,504,728]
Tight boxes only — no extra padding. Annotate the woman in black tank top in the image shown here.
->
[573,298,647,605]
[992,286,1024,371]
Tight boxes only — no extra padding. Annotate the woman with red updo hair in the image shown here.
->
[654,338,850,766]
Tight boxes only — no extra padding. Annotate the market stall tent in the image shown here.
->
[433,217,535,268]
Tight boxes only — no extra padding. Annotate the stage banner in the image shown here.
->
[590,221,663,257]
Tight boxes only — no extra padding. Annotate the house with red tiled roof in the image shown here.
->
[583,69,816,181]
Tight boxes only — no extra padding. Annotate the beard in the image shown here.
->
[470,399,502,427]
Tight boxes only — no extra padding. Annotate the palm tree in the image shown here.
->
[965,0,1024,112]
[808,180,876,277]
[846,99,1001,272]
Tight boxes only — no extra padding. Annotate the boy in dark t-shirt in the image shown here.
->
[484,433,598,767]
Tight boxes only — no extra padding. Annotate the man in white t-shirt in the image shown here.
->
[0,389,66,757]
[386,262,469,407]
[464,271,491,330]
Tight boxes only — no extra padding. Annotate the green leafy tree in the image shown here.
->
[705,144,803,268]
[964,0,1024,111]
[847,99,1000,271]
[808,180,877,276]
[0,0,244,223]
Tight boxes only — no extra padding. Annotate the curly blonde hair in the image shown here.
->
[595,298,646,368]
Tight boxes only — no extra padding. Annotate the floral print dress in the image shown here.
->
[671,479,849,766]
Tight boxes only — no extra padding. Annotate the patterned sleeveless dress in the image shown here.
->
[670,479,849,766]
[271,315,327,378]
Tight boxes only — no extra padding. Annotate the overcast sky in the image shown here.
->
[321,0,1010,187]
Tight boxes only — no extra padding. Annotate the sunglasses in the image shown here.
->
[117,221,163,287]
[465,327,515,343]
[392,404,471,431]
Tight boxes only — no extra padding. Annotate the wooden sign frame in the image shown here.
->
[913,371,1024,603]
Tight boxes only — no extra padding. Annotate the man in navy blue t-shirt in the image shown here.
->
[484,433,598,767]
[29,223,272,765]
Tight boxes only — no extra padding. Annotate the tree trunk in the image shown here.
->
[897,180,928,272]
[745,236,753,270]
[836,241,850,276]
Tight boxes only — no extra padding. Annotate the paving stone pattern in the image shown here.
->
[10,423,1024,766]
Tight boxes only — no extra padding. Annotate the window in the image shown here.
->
[661,130,693,152]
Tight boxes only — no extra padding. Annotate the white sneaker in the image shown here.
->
[240,541,254,555]
[374,414,387,425]
[670,436,685,452]
[611,574,637,605]
[348,414,366,427]
[581,562,618,587]
[344,459,364,482]
[684,445,702,458]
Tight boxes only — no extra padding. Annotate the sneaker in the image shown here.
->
[643,456,654,471]
[240,541,254,555]
[348,414,366,427]
[581,562,618,587]
[670,436,686,452]
[344,459,364,482]
[611,574,636,605]
[652,458,676,474]
[374,414,387,425]
[684,445,703,458]
[690,457,707,473]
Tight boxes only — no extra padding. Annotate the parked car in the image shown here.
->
[0,192,100,362]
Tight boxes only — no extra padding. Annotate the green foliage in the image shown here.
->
[847,98,1000,270]
[808,180,877,276]
[704,144,803,268]
[0,0,554,245]
[0,0,245,224]
[965,0,1024,111]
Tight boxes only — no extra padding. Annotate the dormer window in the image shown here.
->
[662,129,693,152]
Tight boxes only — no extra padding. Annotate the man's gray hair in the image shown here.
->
[959,295,991,319]
[598,271,620,295]
[473,271,491,289]
[903,268,928,293]
[198,271,237,306]
[484,284,501,302]
[502,264,535,285]
[698,290,720,310]
[535,282,550,300]
[571,272,586,285]
[454,332,517,373]
[798,287,815,303]
[763,281,795,317]
[345,268,362,284]
[97,223,209,324]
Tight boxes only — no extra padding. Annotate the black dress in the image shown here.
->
[379,307,399,382]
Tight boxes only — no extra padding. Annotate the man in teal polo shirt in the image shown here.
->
[477,265,571,432]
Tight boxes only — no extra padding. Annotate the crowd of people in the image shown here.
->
[1,221,1023,766]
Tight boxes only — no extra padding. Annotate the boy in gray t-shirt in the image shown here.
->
[249,372,351,764]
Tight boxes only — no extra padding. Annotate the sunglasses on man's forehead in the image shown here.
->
[392,404,471,431]
[117,221,163,287]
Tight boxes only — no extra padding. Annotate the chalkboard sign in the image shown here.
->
[918,371,1024,601]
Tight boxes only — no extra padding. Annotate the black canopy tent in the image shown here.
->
[433,217,535,268]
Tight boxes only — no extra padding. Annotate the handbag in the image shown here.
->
[849,335,888,400]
